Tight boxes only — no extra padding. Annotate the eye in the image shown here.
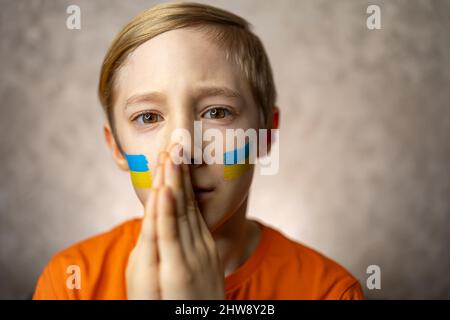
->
[202,107,232,119]
[134,112,163,124]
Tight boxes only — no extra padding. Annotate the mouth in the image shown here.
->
[193,186,215,202]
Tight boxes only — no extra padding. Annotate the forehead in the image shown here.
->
[114,27,249,103]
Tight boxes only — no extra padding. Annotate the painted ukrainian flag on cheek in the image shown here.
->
[223,142,252,180]
[125,153,152,189]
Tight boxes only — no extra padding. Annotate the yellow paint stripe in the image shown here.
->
[223,163,252,180]
[130,170,152,188]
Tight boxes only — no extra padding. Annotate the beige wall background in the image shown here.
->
[0,0,449,299]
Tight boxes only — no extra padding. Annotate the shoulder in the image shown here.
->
[33,218,141,299]
[259,223,364,299]
[51,218,140,265]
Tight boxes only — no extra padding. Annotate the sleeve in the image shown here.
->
[339,281,365,300]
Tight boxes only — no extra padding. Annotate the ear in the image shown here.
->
[103,123,129,172]
[258,106,279,157]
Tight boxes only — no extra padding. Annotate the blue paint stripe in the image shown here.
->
[125,153,149,172]
[223,142,251,165]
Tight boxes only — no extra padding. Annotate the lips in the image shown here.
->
[193,185,214,192]
[193,186,215,202]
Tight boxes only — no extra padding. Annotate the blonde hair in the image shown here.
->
[98,1,276,132]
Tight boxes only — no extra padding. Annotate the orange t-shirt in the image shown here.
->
[33,219,364,300]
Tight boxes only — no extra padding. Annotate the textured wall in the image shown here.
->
[0,0,449,299]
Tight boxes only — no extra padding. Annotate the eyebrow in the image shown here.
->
[194,86,243,101]
[125,86,243,109]
[125,91,166,108]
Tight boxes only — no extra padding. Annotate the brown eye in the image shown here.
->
[136,112,162,124]
[203,107,231,119]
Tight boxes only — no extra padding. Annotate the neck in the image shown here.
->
[211,197,261,277]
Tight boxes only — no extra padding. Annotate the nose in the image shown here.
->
[167,109,203,166]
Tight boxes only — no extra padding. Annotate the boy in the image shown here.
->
[33,2,363,299]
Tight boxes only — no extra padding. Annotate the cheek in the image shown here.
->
[123,150,156,207]
[125,153,154,189]
[202,165,253,230]
[212,161,254,205]
[223,162,252,181]
[222,167,254,195]
[120,131,163,191]
[222,141,252,180]
[213,167,254,217]
[124,150,157,207]
[135,188,149,207]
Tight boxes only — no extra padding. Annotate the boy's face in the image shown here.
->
[106,28,261,230]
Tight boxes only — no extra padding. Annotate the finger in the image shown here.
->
[137,188,159,263]
[158,151,169,165]
[153,164,164,188]
[181,163,207,247]
[165,154,193,252]
[154,151,168,187]
[140,160,164,250]
[180,162,215,256]
[156,186,185,265]
[136,161,162,247]
[194,198,216,259]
